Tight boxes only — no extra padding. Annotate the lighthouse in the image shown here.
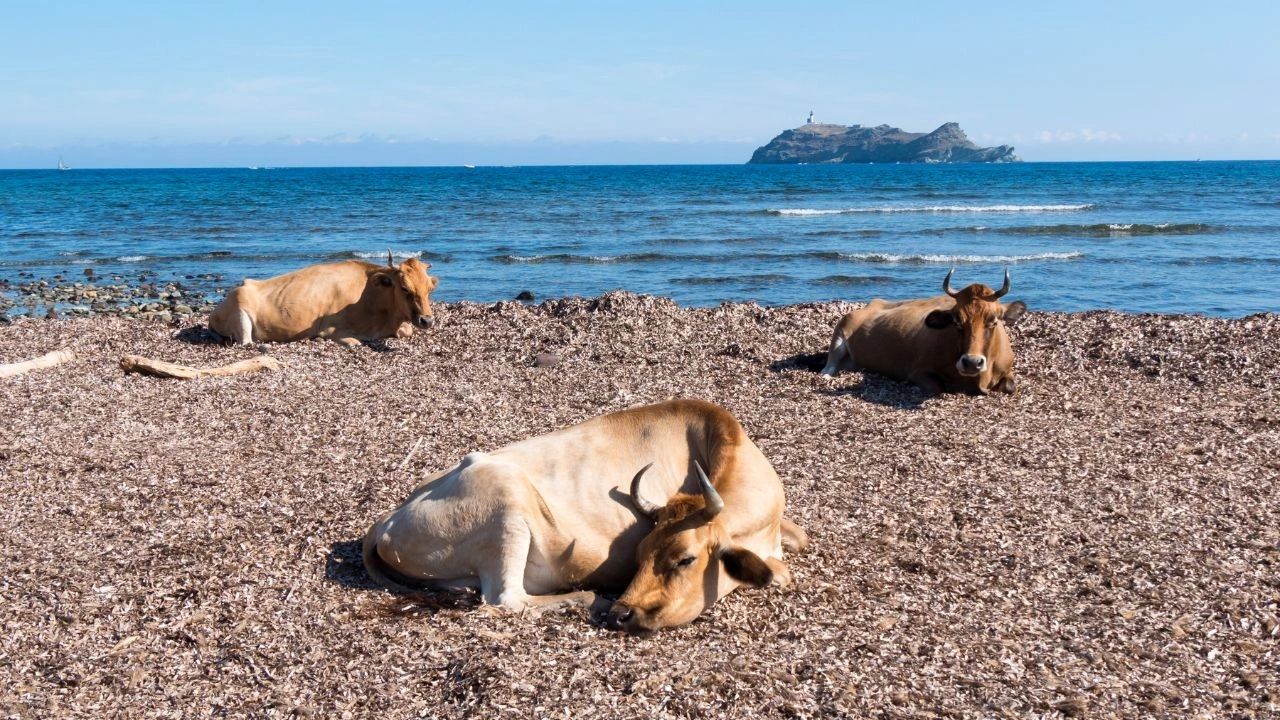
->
[806,110,815,124]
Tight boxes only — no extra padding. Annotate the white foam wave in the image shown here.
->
[771,204,1093,216]
[838,251,1085,264]
[352,250,421,259]
[116,255,149,262]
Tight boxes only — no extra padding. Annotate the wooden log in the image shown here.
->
[0,349,76,378]
[120,354,282,379]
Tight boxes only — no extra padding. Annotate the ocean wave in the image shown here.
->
[672,274,793,286]
[325,250,424,261]
[116,255,149,262]
[995,222,1213,236]
[494,253,669,264]
[814,275,897,286]
[491,250,1084,266]
[819,251,1085,264]
[1171,256,1280,266]
[767,204,1093,216]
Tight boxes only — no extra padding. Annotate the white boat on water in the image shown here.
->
[58,157,70,171]
[463,164,476,169]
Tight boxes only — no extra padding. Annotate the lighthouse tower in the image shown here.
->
[806,110,815,124]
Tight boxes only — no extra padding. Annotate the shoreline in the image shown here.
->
[2,278,1276,323]
[2,294,1278,716]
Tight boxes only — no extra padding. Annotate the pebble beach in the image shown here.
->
[1,294,1277,718]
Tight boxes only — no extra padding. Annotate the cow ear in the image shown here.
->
[1002,301,1027,325]
[925,310,955,329]
[375,273,394,287]
[429,276,440,290]
[720,547,773,588]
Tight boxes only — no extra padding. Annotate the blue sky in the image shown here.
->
[3,1,1278,166]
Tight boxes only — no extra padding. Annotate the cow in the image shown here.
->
[819,269,1027,394]
[207,253,438,347]
[362,399,808,633]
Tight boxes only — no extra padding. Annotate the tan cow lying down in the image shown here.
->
[821,269,1028,394]
[208,254,438,346]
[363,399,808,633]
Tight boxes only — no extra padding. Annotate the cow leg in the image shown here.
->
[819,334,849,378]
[231,309,254,345]
[476,517,601,616]
[520,590,603,616]
[764,557,793,587]
[477,516,537,610]
[908,371,945,394]
[334,336,363,349]
[780,518,809,553]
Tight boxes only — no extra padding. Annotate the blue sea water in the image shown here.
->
[2,162,1278,316]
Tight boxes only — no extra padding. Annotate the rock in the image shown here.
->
[83,268,95,278]
[515,290,536,302]
[533,352,560,368]
[45,307,59,320]
[748,121,1019,164]
[173,304,194,315]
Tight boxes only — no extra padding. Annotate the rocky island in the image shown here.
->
[749,121,1019,164]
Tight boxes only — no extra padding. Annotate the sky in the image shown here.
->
[2,1,1279,167]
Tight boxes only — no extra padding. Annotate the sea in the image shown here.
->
[2,162,1278,316]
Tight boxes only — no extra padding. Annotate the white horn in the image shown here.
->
[988,268,1011,300]
[628,463,660,519]
[695,461,723,518]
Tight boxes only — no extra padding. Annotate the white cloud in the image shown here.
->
[1033,128,1122,144]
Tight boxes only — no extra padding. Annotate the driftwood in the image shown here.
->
[120,354,282,379]
[0,349,76,378]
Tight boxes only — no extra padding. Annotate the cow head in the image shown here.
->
[375,253,438,329]
[605,462,777,634]
[924,268,1027,377]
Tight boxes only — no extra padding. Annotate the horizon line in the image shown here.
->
[4,158,1280,171]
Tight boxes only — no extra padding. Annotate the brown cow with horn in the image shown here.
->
[363,399,808,633]
[208,251,438,347]
[820,268,1027,394]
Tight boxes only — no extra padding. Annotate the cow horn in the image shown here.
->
[387,249,395,267]
[942,268,961,299]
[695,461,724,518]
[628,463,661,519]
[987,268,1011,300]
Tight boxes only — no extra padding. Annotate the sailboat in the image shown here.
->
[58,157,70,171]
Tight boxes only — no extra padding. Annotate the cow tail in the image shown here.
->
[361,519,416,594]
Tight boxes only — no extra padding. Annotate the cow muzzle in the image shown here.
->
[415,315,435,329]
[604,602,649,634]
[956,354,988,376]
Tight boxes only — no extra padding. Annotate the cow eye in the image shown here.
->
[675,555,696,568]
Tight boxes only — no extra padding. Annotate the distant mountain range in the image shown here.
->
[748,122,1019,164]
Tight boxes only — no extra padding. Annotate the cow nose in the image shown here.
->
[416,315,435,329]
[605,603,636,632]
[958,354,987,374]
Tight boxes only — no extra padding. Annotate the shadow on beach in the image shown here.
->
[326,539,483,615]
[770,351,928,410]
[173,325,225,345]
